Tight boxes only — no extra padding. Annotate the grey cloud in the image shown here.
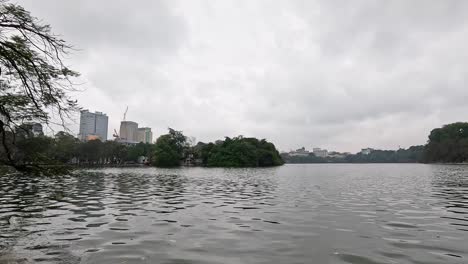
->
[16,0,468,152]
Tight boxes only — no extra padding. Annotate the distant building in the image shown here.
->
[119,121,138,143]
[31,123,43,136]
[360,148,373,155]
[15,122,43,138]
[137,127,153,143]
[78,110,108,141]
[289,147,310,157]
[313,147,328,157]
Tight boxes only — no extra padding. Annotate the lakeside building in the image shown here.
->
[137,127,153,144]
[313,147,328,157]
[78,110,108,141]
[289,147,310,157]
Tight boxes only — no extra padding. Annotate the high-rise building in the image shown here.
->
[137,127,153,143]
[119,121,138,143]
[78,110,108,141]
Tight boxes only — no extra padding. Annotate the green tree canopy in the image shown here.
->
[197,136,284,167]
[424,122,468,163]
[54,131,79,163]
[151,128,187,167]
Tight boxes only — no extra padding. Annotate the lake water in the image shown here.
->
[0,164,467,264]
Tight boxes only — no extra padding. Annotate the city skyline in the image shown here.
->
[78,109,154,144]
[75,109,387,154]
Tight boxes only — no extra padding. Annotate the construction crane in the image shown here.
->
[123,106,128,121]
[112,129,119,140]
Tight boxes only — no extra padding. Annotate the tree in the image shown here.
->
[102,141,127,164]
[151,128,187,167]
[200,136,284,167]
[0,1,78,170]
[15,135,54,165]
[54,131,79,163]
[78,139,103,164]
[424,122,468,163]
[126,142,154,163]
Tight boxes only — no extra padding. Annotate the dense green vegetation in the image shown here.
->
[0,128,284,171]
[152,128,187,167]
[423,122,468,163]
[0,130,156,169]
[194,136,284,167]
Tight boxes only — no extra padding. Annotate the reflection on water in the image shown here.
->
[0,165,467,263]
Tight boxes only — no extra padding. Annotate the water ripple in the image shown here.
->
[0,165,467,263]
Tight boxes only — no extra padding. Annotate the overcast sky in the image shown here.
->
[17,0,468,152]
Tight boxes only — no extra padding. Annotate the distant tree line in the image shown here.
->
[3,122,468,173]
[282,146,425,164]
[0,130,155,168]
[282,122,468,164]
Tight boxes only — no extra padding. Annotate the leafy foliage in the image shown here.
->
[1,131,157,170]
[424,122,468,163]
[196,136,284,167]
[151,128,187,167]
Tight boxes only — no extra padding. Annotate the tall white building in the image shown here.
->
[78,110,108,141]
[119,121,138,143]
[137,127,153,143]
